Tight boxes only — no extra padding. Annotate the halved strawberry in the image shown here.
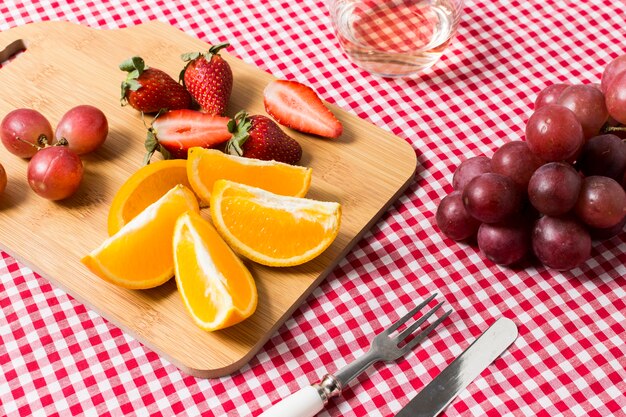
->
[263,80,343,139]
[145,109,230,163]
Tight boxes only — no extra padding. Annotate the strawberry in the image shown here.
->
[144,109,230,163]
[263,79,343,139]
[119,56,191,113]
[225,111,302,165]
[180,43,233,116]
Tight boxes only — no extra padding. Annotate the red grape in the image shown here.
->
[532,216,591,271]
[462,173,522,223]
[534,83,570,109]
[525,104,584,162]
[55,105,109,155]
[452,156,491,191]
[576,134,626,181]
[27,146,84,200]
[0,163,6,194]
[556,84,608,139]
[528,162,582,216]
[605,71,626,125]
[601,54,626,94]
[1,108,53,158]
[588,215,626,240]
[574,176,626,229]
[491,141,542,190]
[477,219,531,266]
[436,55,626,272]
[436,191,481,241]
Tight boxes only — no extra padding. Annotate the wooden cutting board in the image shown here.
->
[0,21,417,378]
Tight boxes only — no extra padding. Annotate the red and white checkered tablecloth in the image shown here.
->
[1,1,625,416]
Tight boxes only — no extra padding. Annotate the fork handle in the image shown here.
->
[258,374,342,417]
[257,386,324,417]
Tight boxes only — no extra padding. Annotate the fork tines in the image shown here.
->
[386,293,452,352]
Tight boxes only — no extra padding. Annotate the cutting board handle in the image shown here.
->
[0,39,26,66]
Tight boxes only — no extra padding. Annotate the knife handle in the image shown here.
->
[258,374,342,417]
[257,386,324,417]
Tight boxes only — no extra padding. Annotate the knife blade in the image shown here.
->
[395,317,518,417]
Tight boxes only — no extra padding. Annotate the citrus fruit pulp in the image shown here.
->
[173,210,257,331]
[107,159,192,235]
[186,147,312,205]
[82,184,200,289]
[210,179,341,267]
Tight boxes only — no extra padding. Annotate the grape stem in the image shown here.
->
[14,135,69,149]
[603,125,626,136]
[14,134,48,150]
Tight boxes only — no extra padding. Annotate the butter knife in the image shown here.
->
[395,317,518,417]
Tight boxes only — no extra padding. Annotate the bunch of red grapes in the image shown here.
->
[436,55,626,271]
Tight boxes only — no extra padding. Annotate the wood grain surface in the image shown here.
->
[0,21,417,377]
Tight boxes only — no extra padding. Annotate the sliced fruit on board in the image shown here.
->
[210,179,341,267]
[82,184,200,289]
[263,79,343,139]
[145,109,231,161]
[107,159,193,235]
[173,210,257,331]
[187,147,312,205]
[0,20,418,377]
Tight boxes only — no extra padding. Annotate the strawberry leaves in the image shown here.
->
[225,111,302,164]
[225,110,253,156]
[143,109,171,165]
[179,42,231,84]
[119,56,192,114]
[119,56,147,105]
[143,128,171,165]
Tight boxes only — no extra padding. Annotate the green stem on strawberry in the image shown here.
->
[225,110,252,157]
[143,128,172,165]
[180,42,230,63]
[119,56,146,73]
[143,109,171,165]
[119,56,147,105]
[179,42,230,84]
[143,129,158,165]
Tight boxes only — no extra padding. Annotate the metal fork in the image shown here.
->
[258,293,452,417]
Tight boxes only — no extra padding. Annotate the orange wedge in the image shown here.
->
[82,184,200,289]
[187,147,312,205]
[173,210,257,331]
[210,179,341,267]
[107,159,193,235]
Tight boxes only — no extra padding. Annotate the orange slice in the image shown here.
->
[82,184,200,289]
[210,179,341,267]
[186,147,312,205]
[107,159,192,235]
[173,210,257,331]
